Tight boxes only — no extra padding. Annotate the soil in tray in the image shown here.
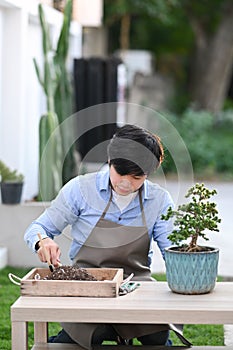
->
[43,266,98,281]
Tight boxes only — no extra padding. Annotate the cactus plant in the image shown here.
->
[54,0,76,183]
[34,1,75,200]
[38,111,63,201]
[34,3,62,201]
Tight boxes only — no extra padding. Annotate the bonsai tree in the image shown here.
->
[0,160,24,183]
[161,183,221,252]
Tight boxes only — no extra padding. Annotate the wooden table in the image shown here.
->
[11,282,233,350]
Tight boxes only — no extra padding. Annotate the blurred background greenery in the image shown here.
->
[104,0,233,112]
[103,0,233,179]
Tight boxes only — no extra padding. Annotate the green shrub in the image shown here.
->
[160,108,233,177]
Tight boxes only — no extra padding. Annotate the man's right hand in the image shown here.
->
[37,237,61,267]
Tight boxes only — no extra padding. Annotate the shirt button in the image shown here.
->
[118,217,122,221]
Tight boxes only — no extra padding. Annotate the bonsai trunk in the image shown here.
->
[189,234,198,251]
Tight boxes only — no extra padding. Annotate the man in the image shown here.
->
[25,124,187,347]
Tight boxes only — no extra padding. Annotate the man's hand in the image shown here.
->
[37,237,61,267]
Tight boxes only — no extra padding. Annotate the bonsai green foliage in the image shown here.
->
[0,160,24,183]
[34,0,74,200]
[161,183,221,252]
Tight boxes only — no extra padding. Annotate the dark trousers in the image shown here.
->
[92,325,170,345]
[49,325,171,346]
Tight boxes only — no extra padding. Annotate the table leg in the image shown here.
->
[12,321,28,350]
[34,321,48,343]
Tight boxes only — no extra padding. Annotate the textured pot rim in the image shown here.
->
[165,246,219,254]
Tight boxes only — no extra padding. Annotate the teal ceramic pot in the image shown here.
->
[164,246,219,294]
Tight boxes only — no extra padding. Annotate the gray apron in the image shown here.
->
[63,189,190,348]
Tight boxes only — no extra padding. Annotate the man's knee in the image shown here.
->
[92,324,118,344]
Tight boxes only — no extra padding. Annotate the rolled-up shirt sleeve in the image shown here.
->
[24,178,80,252]
[152,191,174,259]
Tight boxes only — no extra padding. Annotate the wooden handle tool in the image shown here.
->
[37,233,54,272]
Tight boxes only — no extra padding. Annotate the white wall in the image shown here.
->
[0,10,2,114]
[0,0,82,201]
[0,202,72,268]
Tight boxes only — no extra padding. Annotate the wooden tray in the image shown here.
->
[20,267,123,297]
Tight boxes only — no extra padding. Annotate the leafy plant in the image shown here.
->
[0,160,24,182]
[161,183,221,252]
[160,109,233,178]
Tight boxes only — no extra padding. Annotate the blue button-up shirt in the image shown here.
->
[24,169,174,267]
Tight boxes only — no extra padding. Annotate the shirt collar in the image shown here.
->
[97,167,111,193]
[143,180,149,199]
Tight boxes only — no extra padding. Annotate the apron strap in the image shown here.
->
[139,188,147,227]
[101,187,147,228]
[100,190,113,219]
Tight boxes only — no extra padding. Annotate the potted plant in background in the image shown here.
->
[0,160,24,204]
[161,183,221,295]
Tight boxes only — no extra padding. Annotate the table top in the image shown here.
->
[11,282,233,325]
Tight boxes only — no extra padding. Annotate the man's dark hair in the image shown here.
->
[107,124,164,176]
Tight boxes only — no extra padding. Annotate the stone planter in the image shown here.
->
[165,246,219,294]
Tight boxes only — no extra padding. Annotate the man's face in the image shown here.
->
[109,165,147,196]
